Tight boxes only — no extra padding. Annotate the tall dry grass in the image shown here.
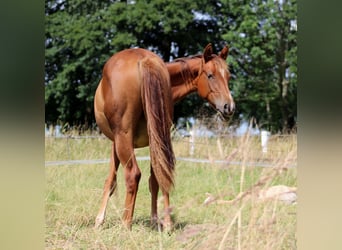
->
[45,129,296,249]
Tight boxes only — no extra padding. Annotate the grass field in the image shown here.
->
[45,132,297,249]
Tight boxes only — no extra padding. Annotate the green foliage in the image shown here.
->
[45,0,297,133]
[45,0,113,126]
[221,0,297,132]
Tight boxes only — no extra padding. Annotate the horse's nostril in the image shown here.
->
[224,103,235,114]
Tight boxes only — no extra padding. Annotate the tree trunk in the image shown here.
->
[276,13,290,133]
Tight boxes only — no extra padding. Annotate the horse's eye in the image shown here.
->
[208,74,213,79]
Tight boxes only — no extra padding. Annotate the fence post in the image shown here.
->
[55,125,62,137]
[261,130,269,153]
[189,130,195,156]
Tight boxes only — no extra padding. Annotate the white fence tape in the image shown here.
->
[45,156,296,168]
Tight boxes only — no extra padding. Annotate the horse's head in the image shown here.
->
[197,43,235,120]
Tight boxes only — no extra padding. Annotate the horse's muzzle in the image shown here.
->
[221,102,235,119]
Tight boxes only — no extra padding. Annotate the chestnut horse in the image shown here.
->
[94,43,234,230]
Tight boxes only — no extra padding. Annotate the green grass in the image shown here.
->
[46,133,297,249]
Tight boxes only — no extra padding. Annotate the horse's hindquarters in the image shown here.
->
[94,79,115,141]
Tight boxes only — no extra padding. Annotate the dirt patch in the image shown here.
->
[176,224,235,249]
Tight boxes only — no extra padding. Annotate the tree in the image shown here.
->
[220,0,297,132]
[45,0,297,133]
[45,0,115,126]
[45,0,222,127]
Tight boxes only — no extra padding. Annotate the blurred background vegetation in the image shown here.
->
[45,0,296,133]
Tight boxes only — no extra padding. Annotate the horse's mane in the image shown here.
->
[167,55,203,86]
[172,54,203,62]
[167,53,229,86]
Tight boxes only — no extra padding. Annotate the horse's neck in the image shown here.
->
[166,58,202,103]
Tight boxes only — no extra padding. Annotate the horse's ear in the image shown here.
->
[203,43,213,63]
[219,45,229,60]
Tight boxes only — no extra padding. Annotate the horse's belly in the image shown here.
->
[134,119,149,148]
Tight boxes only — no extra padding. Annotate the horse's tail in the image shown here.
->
[138,57,175,193]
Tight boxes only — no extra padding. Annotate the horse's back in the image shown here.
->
[94,48,160,144]
[102,48,160,93]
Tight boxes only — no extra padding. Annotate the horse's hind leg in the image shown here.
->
[95,142,119,228]
[162,190,172,231]
[149,166,159,227]
[115,133,141,229]
[149,166,173,231]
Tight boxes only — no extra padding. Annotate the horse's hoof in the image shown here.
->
[150,216,160,230]
[162,221,173,234]
[123,222,133,231]
[94,217,104,229]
